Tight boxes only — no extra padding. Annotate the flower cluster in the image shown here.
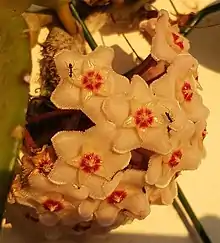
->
[9,10,209,236]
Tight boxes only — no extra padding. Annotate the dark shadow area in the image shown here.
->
[99,22,138,36]
[1,204,198,243]
[200,215,220,243]
[3,204,220,243]
[110,44,137,74]
[188,10,220,73]
[99,2,220,74]
[87,233,195,243]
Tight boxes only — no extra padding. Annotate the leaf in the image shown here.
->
[0,0,32,15]
[0,9,31,224]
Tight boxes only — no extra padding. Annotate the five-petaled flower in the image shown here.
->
[27,192,78,227]
[94,170,150,226]
[49,126,131,200]
[102,75,174,155]
[145,142,202,188]
[151,10,190,63]
[151,54,209,122]
[50,46,130,125]
[23,146,55,177]
[147,177,178,205]
[191,120,207,157]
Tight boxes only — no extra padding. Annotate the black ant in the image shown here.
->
[68,63,73,78]
[165,111,173,123]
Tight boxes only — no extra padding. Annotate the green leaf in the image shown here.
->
[0,0,32,15]
[0,9,31,225]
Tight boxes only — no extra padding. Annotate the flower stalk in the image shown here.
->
[180,2,220,36]
[175,185,212,243]
[70,1,98,50]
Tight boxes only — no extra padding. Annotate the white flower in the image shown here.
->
[51,46,130,124]
[151,10,190,63]
[151,54,209,122]
[102,75,173,154]
[95,169,150,227]
[78,199,100,221]
[22,146,89,201]
[49,126,131,200]
[169,119,195,148]
[191,120,207,157]
[159,98,189,132]
[147,178,178,205]
[145,142,202,188]
[139,18,157,38]
[26,192,78,227]
[28,172,89,201]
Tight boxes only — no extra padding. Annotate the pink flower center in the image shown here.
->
[134,107,154,129]
[172,33,184,50]
[168,150,182,168]
[81,71,103,92]
[202,128,207,140]
[107,190,127,204]
[80,152,102,173]
[182,82,193,101]
[43,199,63,212]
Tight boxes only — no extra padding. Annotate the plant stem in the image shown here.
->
[69,1,98,50]
[176,184,212,243]
[169,0,179,15]
[122,33,143,62]
[180,2,220,36]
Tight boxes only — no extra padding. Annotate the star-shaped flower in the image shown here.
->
[145,142,202,188]
[151,10,190,63]
[151,54,209,122]
[102,75,175,154]
[27,192,78,227]
[49,126,131,200]
[22,146,55,178]
[191,120,207,157]
[28,171,89,201]
[51,46,130,124]
[95,169,150,227]
[22,147,89,201]
[146,178,178,205]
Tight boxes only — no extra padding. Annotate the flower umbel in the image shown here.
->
[9,9,210,235]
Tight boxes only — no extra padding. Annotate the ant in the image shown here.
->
[165,111,173,123]
[68,63,73,78]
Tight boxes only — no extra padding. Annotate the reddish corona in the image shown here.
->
[202,128,207,140]
[80,152,102,173]
[81,71,103,92]
[107,190,127,204]
[172,33,184,50]
[43,199,63,212]
[168,150,182,168]
[182,82,193,101]
[134,107,154,129]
